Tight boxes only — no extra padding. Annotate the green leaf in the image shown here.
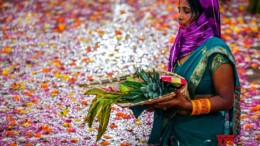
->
[85,97,116,142]
[84,88,121,99]
[87,96,98,112]
[138,69,149,83]
[86,98,104,128]
[132,96,146,103]
[159,87,163,96]
[148,92,154,98]
[154,69,160,85]
[121,94,143,100]
[126,76,134,81]
[120,84,130,93]
[152,92,159,98]
[96,103,111,142]
[128,89,143,95]
[152,83,157,91]
[121,81,142,89]
[140,86,147,92]
[147,71,154,83]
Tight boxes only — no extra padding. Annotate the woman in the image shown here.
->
[131,0,241,145]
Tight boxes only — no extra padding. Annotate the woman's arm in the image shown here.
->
[209,63,235,111]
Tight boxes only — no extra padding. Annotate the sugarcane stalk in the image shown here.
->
[79,74,137,87]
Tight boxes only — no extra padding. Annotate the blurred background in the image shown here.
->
[0,0,259,145]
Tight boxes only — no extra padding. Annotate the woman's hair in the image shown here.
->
[186,0,204,22]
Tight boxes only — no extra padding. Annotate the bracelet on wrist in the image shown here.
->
[191,98,211,115]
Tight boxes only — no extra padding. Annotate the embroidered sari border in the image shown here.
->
[188,46,235,97]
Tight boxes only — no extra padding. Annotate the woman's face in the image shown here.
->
[178,0,194,29]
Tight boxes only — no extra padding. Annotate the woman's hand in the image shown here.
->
[153,92,192,111]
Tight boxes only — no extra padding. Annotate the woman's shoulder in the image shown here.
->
[204,37,235,62]
[203,37,232,54]
[206,37,229,48]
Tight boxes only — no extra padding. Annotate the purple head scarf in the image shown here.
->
[168,0,221,72]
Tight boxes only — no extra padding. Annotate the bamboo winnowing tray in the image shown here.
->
[79,70,189,108]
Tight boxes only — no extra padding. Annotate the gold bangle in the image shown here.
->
[191,100,202,115]
[199,98,211,114]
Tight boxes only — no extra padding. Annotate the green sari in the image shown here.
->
[131,37,240,145]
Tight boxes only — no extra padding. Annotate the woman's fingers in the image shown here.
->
[152,92,189,110]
